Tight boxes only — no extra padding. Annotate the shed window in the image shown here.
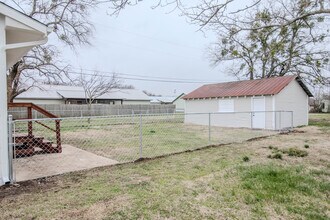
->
[218,99,234,112]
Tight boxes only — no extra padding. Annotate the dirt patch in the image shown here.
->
[290,130,306,133]
[0,177,57,200]
[83,195,132,219]
[54,194,132,220]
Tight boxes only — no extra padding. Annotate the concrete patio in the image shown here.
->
[14,145,118,182]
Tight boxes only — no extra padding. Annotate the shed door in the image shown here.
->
[252,97,265,129]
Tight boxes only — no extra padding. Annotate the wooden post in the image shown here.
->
[27,107,33,137]
[55,120,62,153]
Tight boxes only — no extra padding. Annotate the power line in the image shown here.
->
[93,22,204,51]
[69,67,223,82]
[67,70,223,84]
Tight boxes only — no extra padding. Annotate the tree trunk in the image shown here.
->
[6,61,22,103]
[249,71,254,80]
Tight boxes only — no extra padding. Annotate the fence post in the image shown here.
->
[7,115,14,183]
[291,111,293,130]
[279,111,282,131]
[27,107,33,137]
[275,111,277,130]
[208,113,211,144]
[250,112,253,129]
[139,114,143,159]
[55,120,62,153]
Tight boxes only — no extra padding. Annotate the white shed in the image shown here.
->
[183,76,313,130]
[0,2,49,185]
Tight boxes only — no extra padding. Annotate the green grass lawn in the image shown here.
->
[309,113,330,126]
[309,113,330,132]
[1,123,329,219]
[14,115,275,162]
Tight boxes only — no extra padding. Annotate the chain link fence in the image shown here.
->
[8,111,292,182]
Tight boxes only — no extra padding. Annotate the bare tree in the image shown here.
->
[143,90,161,97]
[208,7,330,85]
[6,0,106,102]
[76,71,120,114]
[116,84,135,89]
[185,0,330,84]
[109,0,330,85]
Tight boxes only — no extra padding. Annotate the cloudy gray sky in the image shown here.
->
[55,1,236,96]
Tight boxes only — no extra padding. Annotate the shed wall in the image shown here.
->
[275,80,309,127]
[185,96,275,129]
[185,96,274,129]
[173,98,185,112]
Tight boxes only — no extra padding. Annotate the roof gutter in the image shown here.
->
[5,38,48,50]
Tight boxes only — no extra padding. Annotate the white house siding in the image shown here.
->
[185,99,218,126]
[185,95,278,129]
[14,98,65,105]
[274,80,309,127]
[233,97,251,128]
[186,97,258,128]
[185,98,219,113]
[265,96,274,129]
[321,100,330,113]
[173,98,185,112]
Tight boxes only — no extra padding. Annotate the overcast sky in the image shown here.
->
[53,1,236,96]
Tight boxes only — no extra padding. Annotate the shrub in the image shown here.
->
[243,156,250,162]
[268,152,283,160]
[282,148,308,157]
[304,144,310,149]
[273,153,283,160]
[268,145,278,150]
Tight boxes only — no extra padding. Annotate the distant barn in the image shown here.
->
[183,76,313,130]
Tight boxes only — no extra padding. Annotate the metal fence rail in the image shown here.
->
[8,111,292,183]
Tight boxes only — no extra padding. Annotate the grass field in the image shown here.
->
[15,114,275,162]
[1,114,329,219]
[309,113,330,131]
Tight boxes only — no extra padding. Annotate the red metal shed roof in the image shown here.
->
[183,76,313,99]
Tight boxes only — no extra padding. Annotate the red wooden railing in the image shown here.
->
[8,103,62,153]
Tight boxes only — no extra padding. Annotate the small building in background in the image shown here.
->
[14,84,151,105]
[321,99,330,113]
[150,93,186,112]
[183,76,313,130]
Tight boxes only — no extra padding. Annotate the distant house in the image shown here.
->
[183,76,313,130]
[150,93,186,112]
[321,99,330,113]
[14,84,151,105]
